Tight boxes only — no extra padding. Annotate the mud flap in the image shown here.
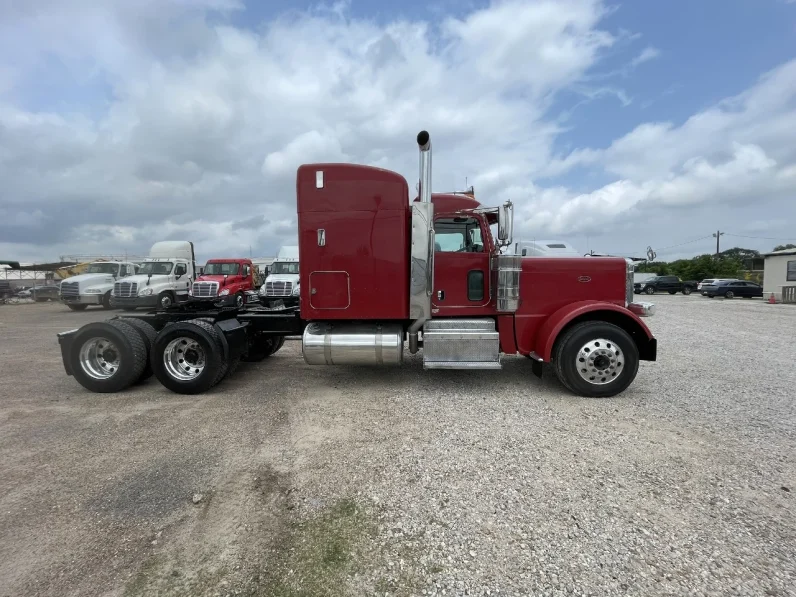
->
[57,329,79,376]
[214,318,249,363]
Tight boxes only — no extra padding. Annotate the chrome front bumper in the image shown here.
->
[60,295,103,305]
[628,301,655,317]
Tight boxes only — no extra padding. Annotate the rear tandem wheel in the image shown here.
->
[68,320,148,393]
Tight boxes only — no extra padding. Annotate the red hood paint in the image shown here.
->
[196,274,236,285]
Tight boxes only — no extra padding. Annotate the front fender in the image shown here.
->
[535,301,656,362]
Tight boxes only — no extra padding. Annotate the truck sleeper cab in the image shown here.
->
[295,131,656,397]
[56,130,656,399]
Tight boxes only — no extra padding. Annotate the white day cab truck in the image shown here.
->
[111,241,196,311]
[258,245,300,308]
[59,261,141,311]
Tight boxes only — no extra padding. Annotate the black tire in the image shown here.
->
[682,287,692,295]
[151,319,225,395]
[68,321,147,393]
[157,291,174,309]
[242,334,282,362]
[553,321,640,398]
[67,304,89,311]
[102,292,112,309]
[724,291,734,299]
[186,318,236,383]
[644,286,655,295]
[235,292,244,309]
[668,290,676,295]
[115,318,158,381]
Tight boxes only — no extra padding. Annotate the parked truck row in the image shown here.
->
[56,130,657,399]
[57,243,299,311]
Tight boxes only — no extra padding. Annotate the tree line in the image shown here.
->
[635,244,796,282]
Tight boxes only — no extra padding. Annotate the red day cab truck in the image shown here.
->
[191,258,260,308]
[57,130,657,398]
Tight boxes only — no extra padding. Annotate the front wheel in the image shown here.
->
[157,291,174,309]
[553,321,640,398]
[724,290,734,299]
[102,292,112,309]
[644,286,655,295]
[682,287,692,295]
[235,292,244,309]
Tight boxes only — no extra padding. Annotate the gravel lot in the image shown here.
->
[0,296,794,597]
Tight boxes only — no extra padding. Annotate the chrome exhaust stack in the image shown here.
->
[408,130,435,353]
[417,130,432,204]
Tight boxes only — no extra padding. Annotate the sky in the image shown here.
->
[1,0,796,264]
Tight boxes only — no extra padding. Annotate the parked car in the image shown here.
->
[697,278,736,291]
[701,280,764,299]
[634,275,698,295]
[31,285,61,301]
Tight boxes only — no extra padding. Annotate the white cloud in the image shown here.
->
[0,0,795,263]
[629,46,660,68]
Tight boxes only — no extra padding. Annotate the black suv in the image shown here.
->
[634,275,698,295]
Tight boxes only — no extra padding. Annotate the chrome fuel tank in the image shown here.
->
[302,322,404,366]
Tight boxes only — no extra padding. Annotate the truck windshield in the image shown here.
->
[272,262,299,275]
[86,263,119,274]
[204,262,240,275]
[138,262,174,275]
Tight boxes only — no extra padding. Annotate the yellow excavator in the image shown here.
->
[54,260,111,280]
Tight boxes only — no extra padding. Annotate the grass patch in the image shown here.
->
[123,554,231,597]
[259,498,372,597]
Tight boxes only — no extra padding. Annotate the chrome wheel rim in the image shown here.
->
[236,294,244,308]
[575,338,623,385]
[79,337,121,380]
[163,336,206,381]
[160,295,172,308]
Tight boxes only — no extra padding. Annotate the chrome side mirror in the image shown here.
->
[497,200,514,247]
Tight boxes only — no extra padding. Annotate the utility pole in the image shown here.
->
[713,230,724,256]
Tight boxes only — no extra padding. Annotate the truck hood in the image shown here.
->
[122,274,171,286]
[62,273,115,286]
[195,275,236,285]
[266,274,299,283]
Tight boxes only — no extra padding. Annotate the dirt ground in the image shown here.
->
[0,299,794,597]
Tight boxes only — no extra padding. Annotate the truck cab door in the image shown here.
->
[174,262,190,295]
[431,216,492,316]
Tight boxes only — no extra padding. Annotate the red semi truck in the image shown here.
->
[191,258,259,308]
[57,130,657,398]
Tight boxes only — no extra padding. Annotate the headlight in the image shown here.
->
[219,289,230,296]
[292,284,300,296]
[84,288,103,294]
[139,288,154,296]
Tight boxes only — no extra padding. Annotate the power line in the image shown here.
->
[656,235,714,252]
[724,233,796,242]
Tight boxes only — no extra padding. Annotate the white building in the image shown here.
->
[762,248,796,302]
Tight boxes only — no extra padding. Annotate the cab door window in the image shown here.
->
[434,217,485,253]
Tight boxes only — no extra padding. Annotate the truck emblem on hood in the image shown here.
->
[578,275,591,283]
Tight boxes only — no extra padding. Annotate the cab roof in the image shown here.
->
[413,193,498,223]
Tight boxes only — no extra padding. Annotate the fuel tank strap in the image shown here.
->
[324,327,333,364]
[375,325,383,364]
